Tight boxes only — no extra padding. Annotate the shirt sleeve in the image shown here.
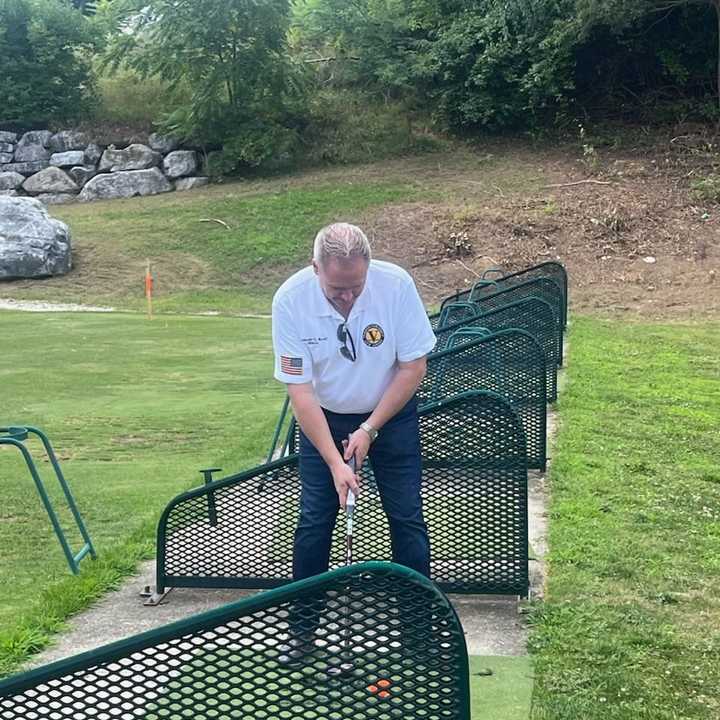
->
[396,278,436,362]
[271,294,313,384]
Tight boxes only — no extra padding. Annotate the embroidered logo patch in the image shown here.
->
[281,355,303,375]
[362,324,385,347]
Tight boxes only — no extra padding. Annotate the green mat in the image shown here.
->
[470,656,534,719]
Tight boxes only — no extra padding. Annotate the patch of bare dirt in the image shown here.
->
[366,148,720,319]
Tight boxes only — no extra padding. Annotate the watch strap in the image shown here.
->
[360,421,378,442]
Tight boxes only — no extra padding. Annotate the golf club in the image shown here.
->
[326,436,357,678]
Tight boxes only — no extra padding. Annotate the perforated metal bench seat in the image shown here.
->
[0,562,471,720]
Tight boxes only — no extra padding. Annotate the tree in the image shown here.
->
[101,0,307,168]
[0,0,98,126]
[294,0,718,130]
[69,0,97,14]
[292,0,424,100]
[651,0,720,111]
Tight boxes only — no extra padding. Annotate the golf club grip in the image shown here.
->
[346,455,356,510]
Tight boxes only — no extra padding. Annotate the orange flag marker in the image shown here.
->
[145,260,154,320]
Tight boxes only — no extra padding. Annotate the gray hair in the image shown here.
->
[313,223,371,265]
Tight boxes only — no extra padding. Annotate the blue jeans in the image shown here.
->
[293,396,431,581]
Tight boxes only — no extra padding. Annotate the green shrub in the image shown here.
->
[204,123,301,176]
[100,0,306,171]
[298,90,445,166]
[93,69,190,128]
[690,173,720,203]
[0,0,97,126]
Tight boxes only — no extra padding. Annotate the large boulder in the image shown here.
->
[148,133,179,154]
[15,131,52,162]
[50,151,86,168]
[68,165,97,188]
[13,144,51,163]
[84,143,103,165]
[49,130,89,153]
[0,196,72,278]
[98,143,160,172]
[18,130,52,147]
[0,161,49,176]
[23,167,78,195]
[79,167,172,201]
[0,172,24,191]
[163,150,197,179]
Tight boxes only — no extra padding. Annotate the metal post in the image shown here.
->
[200,467,221,526]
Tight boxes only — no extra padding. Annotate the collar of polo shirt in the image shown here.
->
[311,272,372,320]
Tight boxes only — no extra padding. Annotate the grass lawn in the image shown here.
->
[0,147,544,315]
[0,311,281,675]
[529,317,720,719]
[1,180,428,315]
[0,150,718,720]
[471,655,534,718]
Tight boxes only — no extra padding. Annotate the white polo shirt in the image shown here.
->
[272,260,436,413]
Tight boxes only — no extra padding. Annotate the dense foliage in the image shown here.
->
[100,0,308,170]
[1,0,718,162]
[293,0,719,130]
[0,0,98,126]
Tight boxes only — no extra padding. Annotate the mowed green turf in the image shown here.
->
[530,317,720,720]
[7,179,428,314]
[0,311,282,675]
[470,656,534,719]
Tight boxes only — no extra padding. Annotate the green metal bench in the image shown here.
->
[268,327,547,466]
[435,260,568,327]
[419,329,547,470]
[0,425,96,574]
[433,297,560,402]
[271,329,547,471]
[0,562,471,720]
[435,277,564,361]
[152,391,529,600]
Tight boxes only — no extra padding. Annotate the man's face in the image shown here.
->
[313,255,369,317]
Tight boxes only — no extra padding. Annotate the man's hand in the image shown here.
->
[344,427,372,472]
[331,457,360,509]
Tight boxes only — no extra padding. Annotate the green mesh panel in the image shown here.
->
[155,391,528,597]
[418,330,547,470]
[280,327,547,463]
[434,261,568,327]
[0,562,470,720]
[433,297,559,402]
[433,278,564,364]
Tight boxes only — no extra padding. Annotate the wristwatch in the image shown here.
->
[360,421,379,443]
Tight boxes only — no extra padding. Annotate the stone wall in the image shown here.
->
[0,129,209,205]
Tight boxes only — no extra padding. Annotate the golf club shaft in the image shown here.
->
[346,453,356,565]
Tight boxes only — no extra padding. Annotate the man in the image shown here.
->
[272,222,436,587]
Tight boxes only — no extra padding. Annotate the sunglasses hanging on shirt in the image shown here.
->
[337,322,357,362]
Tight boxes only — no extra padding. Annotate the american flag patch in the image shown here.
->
[281,355,303,375]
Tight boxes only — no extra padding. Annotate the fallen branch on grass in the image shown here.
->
[543,179,612,188]
[198,218,232,230]
[456,259,481,278]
